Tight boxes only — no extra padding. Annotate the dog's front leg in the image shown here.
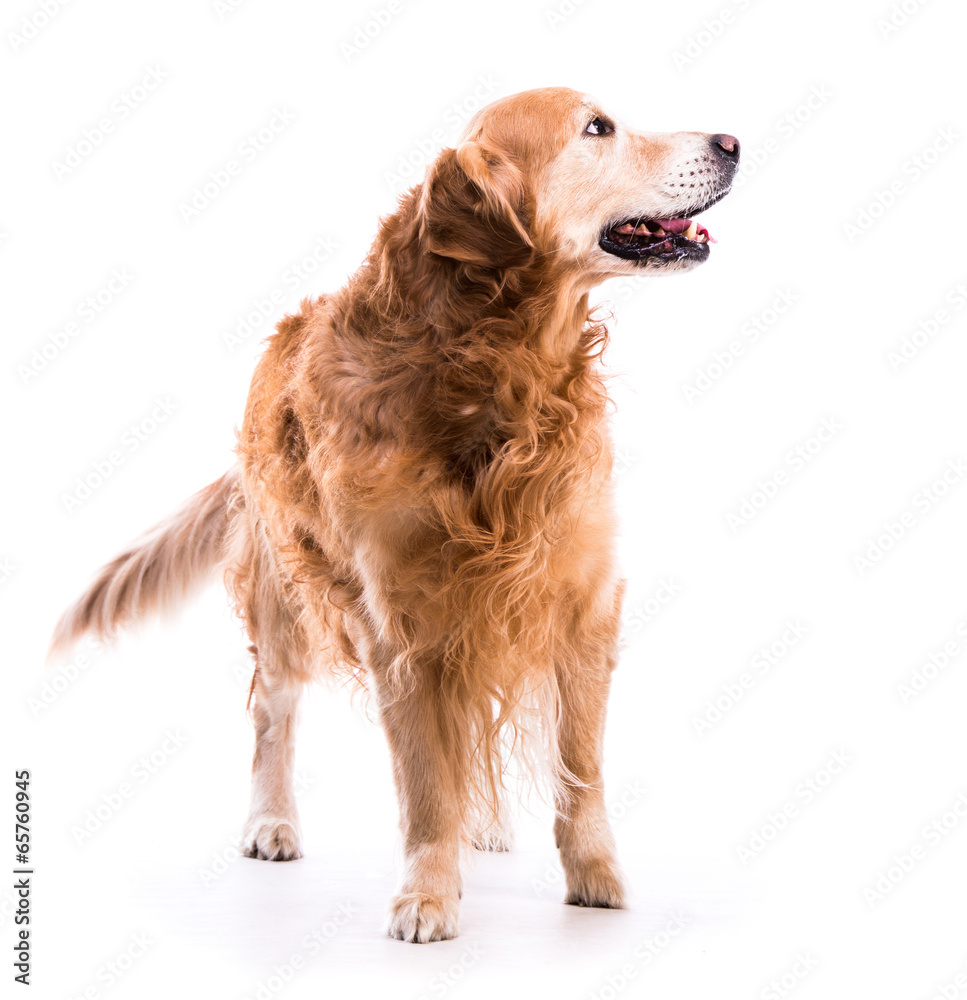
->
[553,594,626,909]
[373,662,463,943]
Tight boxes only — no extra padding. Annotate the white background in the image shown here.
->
[4,0,967,997]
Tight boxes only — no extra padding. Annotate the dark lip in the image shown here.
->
[598,184,732,266]
[599,232,710,265]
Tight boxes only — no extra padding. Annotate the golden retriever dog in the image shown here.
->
[52,87,738,942]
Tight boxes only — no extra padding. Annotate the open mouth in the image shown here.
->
[599,209,718,266]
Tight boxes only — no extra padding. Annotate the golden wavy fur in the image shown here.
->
[52,87,739,942]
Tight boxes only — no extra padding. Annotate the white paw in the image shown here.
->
[563,856,625,909]
[242,817,303,861]
[386,892,460,943]
[468,811,515,852]
[470,830,513,852]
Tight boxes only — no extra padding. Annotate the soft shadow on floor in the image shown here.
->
[131,846,751,996]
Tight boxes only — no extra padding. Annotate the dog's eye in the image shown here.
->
[585,117,614,136]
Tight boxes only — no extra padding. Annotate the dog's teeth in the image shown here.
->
[615,224,635,234]
[633,223,651,235]
[695,232,707,242]
[684,221,698,240]
[652,226,666,236]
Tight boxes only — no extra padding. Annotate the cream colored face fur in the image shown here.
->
[463,91,738,283]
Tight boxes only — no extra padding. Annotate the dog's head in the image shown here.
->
[419,87,738,285]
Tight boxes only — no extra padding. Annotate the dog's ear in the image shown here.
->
[419,142,535,270]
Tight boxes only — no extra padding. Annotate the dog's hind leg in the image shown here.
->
[468,746,515,852]
[231,522,313,863]
[469,792,515,853]
[241,642,306,861]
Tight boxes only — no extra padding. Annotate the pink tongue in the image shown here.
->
[652,217,716,243]
[653,217,691,234]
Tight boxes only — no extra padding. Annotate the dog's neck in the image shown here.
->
[351,190,600,374]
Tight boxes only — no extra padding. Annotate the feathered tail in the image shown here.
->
[49,468,239,659]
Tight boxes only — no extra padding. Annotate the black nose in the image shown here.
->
[710,133,740,161]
